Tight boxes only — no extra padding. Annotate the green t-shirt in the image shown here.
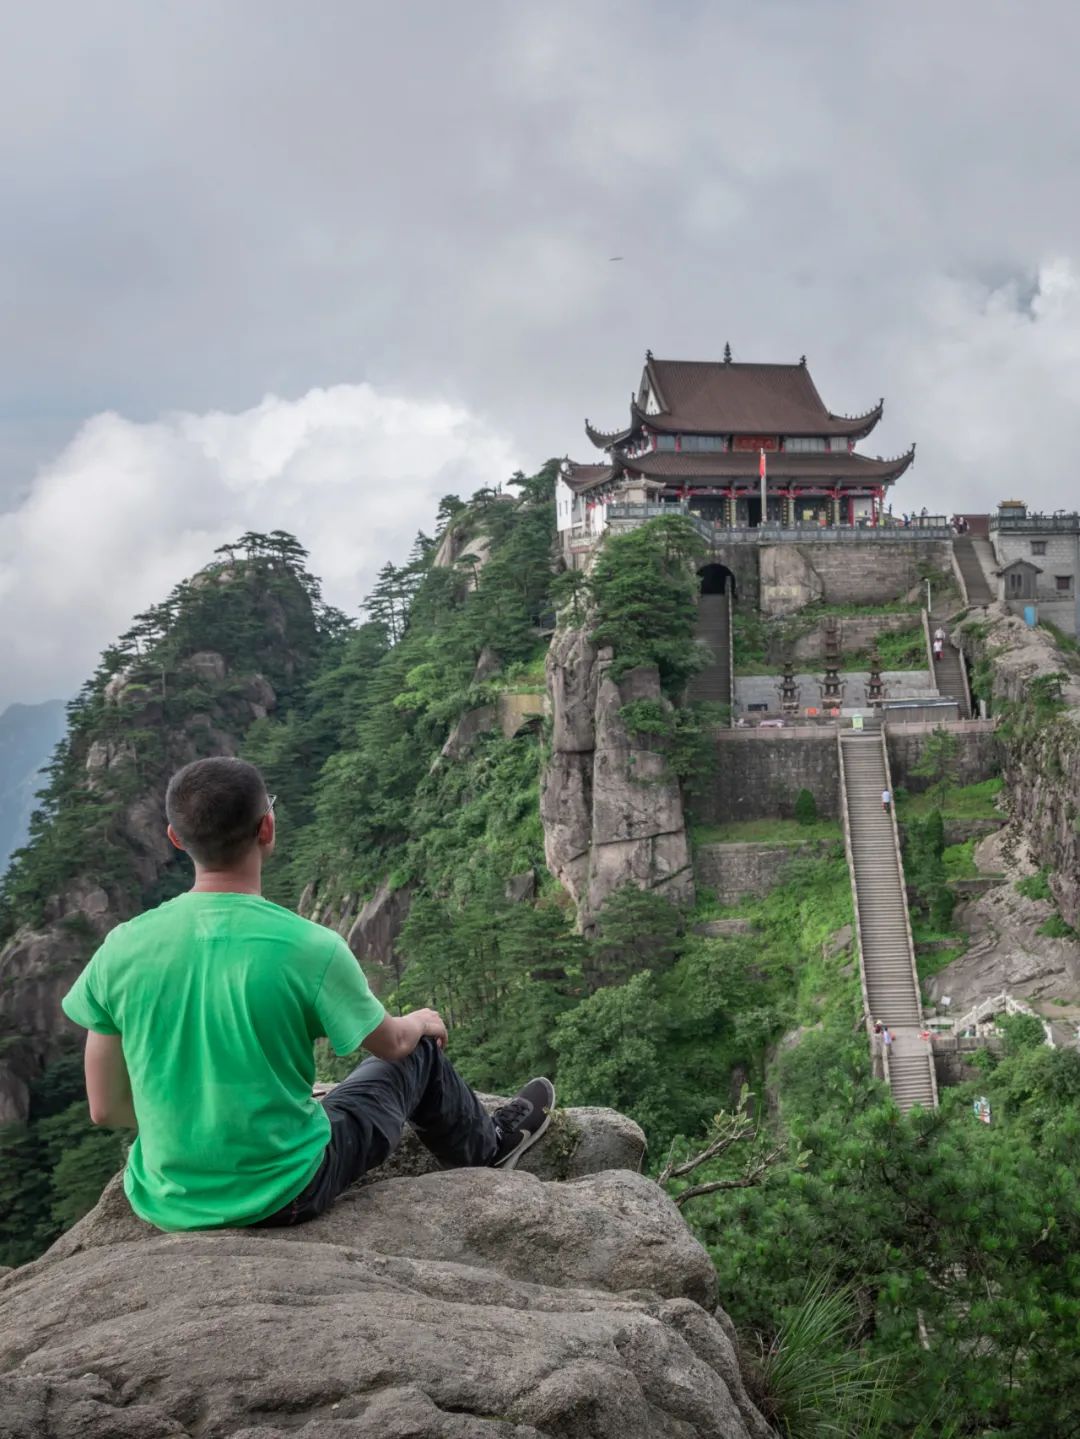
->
[61,891,386,1231]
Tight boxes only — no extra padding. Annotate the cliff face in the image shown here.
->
[0,1106,772,1439]
[541,626,694,930]
[0,557,324,1126]
[956,606,1080,928]
[0,657,281,1125]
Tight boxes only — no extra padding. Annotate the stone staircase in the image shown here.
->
[954,536,994,606]
[687,587,732,710]
[839,730,938,1113]
[930,612,971,717]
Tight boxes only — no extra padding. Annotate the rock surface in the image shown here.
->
[344,881,414,989]
[0,1110,772,1439]
[542,627,694,928]
[956,607,1080,928]
[758,546,824,617]
[926,824,1080,1012]
[0,648,282,1124]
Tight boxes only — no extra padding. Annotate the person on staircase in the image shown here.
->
[881,787,892,814]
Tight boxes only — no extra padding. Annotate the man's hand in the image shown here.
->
[406,1008,448,1050]
[363,1008,448,1061]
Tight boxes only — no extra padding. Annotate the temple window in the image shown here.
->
[656,434,677,451]
[681,434,727,452]
[829,437,851,453]
[1056,575,1073,593]
[1031,541,1047,555]
[785,437,827,453]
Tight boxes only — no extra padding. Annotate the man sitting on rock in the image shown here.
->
[61,756,555,1232]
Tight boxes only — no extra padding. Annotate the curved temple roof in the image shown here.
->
[586,353,887,448]
[640,356,885,438]
[623,445,916,485]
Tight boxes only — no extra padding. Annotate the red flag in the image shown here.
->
[759,448,766,479]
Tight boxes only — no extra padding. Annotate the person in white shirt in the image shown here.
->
[881,788,892,813]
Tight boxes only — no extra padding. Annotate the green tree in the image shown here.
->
[911,727,960,808]
[553,972,673,1136]
[589,885,685,989]
[589,515,706,695]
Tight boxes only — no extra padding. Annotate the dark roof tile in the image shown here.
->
[636,357,883,438]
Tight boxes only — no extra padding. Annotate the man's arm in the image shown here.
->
[84,1032,138,1129]
[363,1008,447,1062]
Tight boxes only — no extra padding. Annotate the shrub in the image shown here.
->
[1017,868,1053,901]
[794,789,818,826]
[1038,914,1077,939]
[748,1274,895,1439]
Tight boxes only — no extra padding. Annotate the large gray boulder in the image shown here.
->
[0,1111,772,1439]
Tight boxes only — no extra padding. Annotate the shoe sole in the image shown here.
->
[492,1103,555,1172]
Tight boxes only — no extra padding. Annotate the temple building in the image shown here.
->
[557,349,915,543]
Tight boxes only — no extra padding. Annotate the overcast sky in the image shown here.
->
[4,0,1080,709]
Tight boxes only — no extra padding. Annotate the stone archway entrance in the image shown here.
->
[698,562,736,600]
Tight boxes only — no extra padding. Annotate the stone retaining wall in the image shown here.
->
[694,840,833,905]
[696,726,1000,825]
[886,725,1002,793]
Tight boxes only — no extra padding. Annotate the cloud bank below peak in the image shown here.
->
[0,383,523,711]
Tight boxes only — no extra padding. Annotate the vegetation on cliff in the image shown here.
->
[5,491,1080,1432]
[0,534,343,1261]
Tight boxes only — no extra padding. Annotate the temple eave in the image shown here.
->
[584,417,635,450]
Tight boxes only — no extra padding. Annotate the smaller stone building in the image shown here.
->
[989,502,1080,635]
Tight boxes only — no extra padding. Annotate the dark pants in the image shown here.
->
[257,1038,497,1227]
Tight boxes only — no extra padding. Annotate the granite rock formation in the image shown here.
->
[956,607,1080,928]
[541,626,694,929]
[0,1107,772,1439]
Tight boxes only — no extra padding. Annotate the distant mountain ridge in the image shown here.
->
[0,700,67,875]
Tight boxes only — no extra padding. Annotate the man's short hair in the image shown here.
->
[165,758,270,867]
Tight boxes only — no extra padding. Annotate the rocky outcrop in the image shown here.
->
[345,881,414,991]
[432,524,495,575]
[542,627,694,928]
[496,690,546,738]
[0,1109,772,1439]
[926,826,1080,1012]
[759,546,824,617]
[956,607,1080,928]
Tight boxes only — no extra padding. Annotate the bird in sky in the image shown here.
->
[608,255,623,261]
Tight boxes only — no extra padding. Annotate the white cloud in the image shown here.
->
[888,258,1080,513]
[0,385,522,709]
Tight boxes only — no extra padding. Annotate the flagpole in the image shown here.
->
[760,448,767,527]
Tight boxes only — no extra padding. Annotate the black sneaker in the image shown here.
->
[490,1078,555,1170]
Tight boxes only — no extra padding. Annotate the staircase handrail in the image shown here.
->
[956,622,974,720]
[950,539,971,606]
[949,990,1040,1034]
[725,578,735,727]
[921,607,936,683]
[880,723,939,1108]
